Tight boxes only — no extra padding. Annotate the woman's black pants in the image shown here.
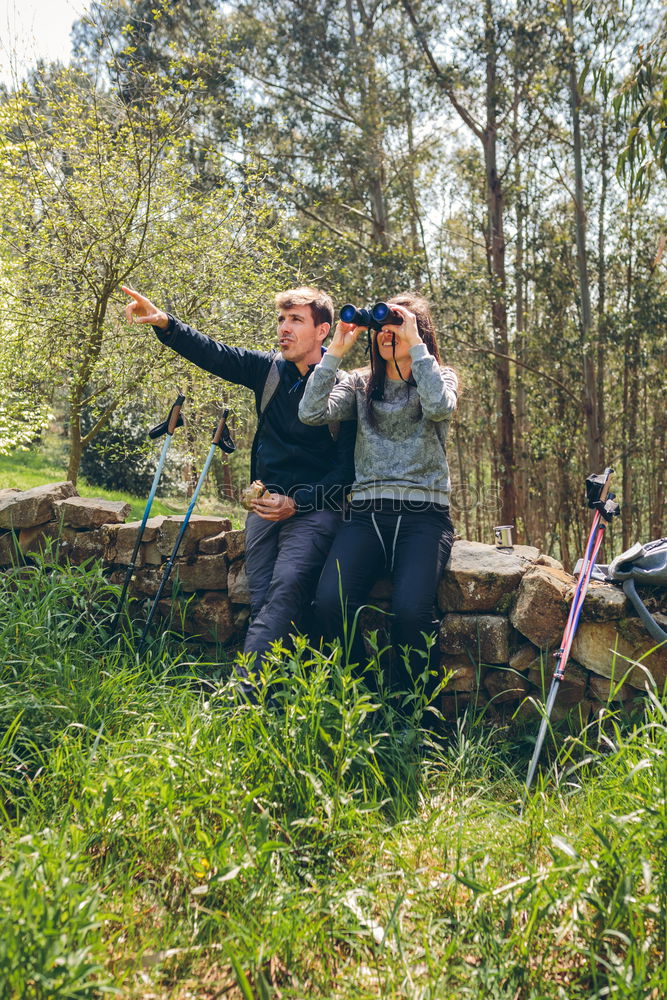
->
[314,504,454,693]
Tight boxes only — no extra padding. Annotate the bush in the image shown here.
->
[81,402,181,495]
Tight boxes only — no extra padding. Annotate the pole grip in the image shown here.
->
[212,408,230,446]
[599,467,613,502]
[167,392,186,435]
[148,391,186,440]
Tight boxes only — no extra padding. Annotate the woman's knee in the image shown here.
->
[314,573,346,628]
[391,608,437,645]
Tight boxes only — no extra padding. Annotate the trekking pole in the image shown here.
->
[139,408,236,647]
[525,468,620,794]
[110,392,185,636]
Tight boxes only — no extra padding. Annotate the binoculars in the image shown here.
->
[340,301,403,331]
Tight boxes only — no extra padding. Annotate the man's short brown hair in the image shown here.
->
[275,286,333,330]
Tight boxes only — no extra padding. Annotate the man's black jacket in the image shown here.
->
[155,315,355,512]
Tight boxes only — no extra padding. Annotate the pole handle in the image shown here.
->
[148,391,186,440]
[212,408,229,445]
[167,393,186,435]
[586,466,620,521]
[211,408,236,453]
[599,467,613,502]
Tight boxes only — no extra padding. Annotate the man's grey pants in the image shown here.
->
[243,508,341,659]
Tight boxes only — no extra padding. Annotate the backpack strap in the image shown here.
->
[622,579,667,643]
[259,356,340,439]
[259,357,282,416]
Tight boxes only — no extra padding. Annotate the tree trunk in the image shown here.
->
[66,292,110,484]
[68,390,83,485]
[596,116,609,456]
[650,403,666,538]
[621,242,639,548]
[455,420,472,540]
[347,0,390,249]
[483,0,516,527]
[512,91,529,542]
[566,0,602,473]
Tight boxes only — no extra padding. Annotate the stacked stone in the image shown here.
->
[0,482,240,648]
[0,482,127,564]
[2,481,666,723]
[436,540,667,720]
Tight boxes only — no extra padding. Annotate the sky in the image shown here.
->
[0,0,89,88]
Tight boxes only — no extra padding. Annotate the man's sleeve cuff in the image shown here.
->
[153,314,175,340]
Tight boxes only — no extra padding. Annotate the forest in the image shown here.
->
[1,0,665,564]
[2,5,667,997]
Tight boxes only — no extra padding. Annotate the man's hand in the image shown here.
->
[122,285,170,330]
[251,493,297,522]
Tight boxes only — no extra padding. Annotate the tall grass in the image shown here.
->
[1,553,666,998]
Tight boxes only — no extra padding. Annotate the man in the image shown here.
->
[122,284,355,672]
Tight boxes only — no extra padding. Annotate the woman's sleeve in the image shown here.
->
[299,352,358,424]
[409,344,458,421]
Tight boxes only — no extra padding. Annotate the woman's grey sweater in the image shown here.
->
[299,343,458,506]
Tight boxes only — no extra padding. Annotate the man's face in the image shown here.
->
[276,304,328,366]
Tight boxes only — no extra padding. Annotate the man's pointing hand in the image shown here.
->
[121,285,170,330]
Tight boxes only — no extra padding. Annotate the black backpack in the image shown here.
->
[259,356,341,440]
[249,356,343,482]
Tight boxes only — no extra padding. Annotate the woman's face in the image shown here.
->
[375,300,415,366]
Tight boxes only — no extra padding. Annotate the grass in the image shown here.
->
[1,552,667,998]
[0,435,245,525]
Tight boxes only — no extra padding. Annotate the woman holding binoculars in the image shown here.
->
[299,292,458,705]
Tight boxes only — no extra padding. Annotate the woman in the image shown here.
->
[298,292,458,696]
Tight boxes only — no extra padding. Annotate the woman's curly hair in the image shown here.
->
[363,291,443,427]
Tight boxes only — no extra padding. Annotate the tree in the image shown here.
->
[615,6,667,195]
[399,0,555,526]
[219,0,445,294]
[0,63,283,482]
[565,0,603,472]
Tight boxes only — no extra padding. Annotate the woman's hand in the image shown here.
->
[327,321,364,359]
[381,303,421,348]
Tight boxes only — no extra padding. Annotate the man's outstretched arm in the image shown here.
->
[123,285,295,522]
[121,285,272,391]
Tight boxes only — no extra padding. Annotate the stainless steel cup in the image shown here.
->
[494,525,514,549]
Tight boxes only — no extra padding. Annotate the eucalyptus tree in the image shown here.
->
[614,5,667,195]
[398,0,560,527]
[72,0,227,110]
[220,0,445,294]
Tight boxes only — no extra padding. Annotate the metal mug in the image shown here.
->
[494,525,514,549]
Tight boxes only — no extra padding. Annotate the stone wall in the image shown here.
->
[2,482,666,722]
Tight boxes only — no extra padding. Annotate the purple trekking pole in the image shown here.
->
[525,468,620,793]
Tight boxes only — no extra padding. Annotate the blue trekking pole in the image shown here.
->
[139,408,236,647]
[525,467,620,793]
[110,392,185,636]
